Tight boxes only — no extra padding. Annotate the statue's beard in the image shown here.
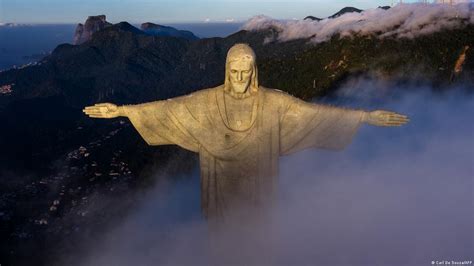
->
[226,79,255,99]
[231,82,250,94]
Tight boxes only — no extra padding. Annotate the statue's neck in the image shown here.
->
[225,85,258,99]
[227,89,252,99]
[224,91,256,106]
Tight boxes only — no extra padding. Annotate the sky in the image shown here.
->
[0,0,437,24]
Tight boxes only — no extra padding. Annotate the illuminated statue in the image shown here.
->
[83,43,408,224]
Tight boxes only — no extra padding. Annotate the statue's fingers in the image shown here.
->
[391,120,408,124]
[388,114,408,119]
[86,107,111,114]
[375,123,393,127]
[388,117,410,123]
[94,103,111,107]
[88,114,105,118]
[384,111,402,115]
[389,114,408,119]
[84,108,103,113]
[385,112,402,117]
[392,118,409,123]
[83,109,102,114]
[387,117,408,123]
[383,114,392,122]
[385,121,407,126]
[97,103,116,111]
[389,117,409,122]
[85,112,106,118]
[84,106,100,111]
[396,119,410,123]
[381,111,397,116]
[84,111,103,116]
[375,121,390,126]
[381,123,402,127]
[85,111,103,116]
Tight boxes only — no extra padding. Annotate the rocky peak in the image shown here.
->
[329,7,362,18]
[73,15,112,45]
[306,6,390,21]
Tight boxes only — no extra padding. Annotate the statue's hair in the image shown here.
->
[224,43,259,94]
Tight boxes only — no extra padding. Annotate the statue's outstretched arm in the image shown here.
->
[83,103,127,119]
[361,110,409,127]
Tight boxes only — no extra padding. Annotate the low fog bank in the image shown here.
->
[277,78,474,265]
[61,78,473,266]
[243,3,474,43]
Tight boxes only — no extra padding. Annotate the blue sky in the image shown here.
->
[1,0,423,24]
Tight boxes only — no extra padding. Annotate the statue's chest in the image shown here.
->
[200,90,279,159]
[212,112,278,157]
[225,109,254,129]
[223,95,255,129]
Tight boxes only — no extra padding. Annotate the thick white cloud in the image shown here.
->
[242,3,474,43]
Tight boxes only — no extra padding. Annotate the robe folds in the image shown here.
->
[123,85,364,224]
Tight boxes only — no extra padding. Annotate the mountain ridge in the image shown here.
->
[72,15,200,45]
[304,6,366,21]
[141,22,199,40]
[1,20,471,107]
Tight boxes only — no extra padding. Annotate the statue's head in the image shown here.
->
[224,43,259,98]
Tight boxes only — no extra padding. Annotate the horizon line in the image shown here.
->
[0,21,248,26]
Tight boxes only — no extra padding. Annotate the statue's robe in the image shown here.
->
[124,85,364,225]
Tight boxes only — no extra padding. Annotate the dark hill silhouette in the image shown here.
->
[141,22,199,40]
[329,7,363,18]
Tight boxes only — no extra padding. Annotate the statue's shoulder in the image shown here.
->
[175,85,223,101]
[193,85,223,96]
[260,86,288,95]
[260,86,295,102]
[203,85,224,95]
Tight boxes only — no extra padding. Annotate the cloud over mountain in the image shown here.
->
[242,3,474,43]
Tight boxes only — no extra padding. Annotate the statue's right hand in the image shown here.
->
[83,103,121,119]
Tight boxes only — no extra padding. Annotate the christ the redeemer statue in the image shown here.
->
[83,43,408,224]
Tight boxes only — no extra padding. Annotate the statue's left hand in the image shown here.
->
[83,103,122,118]
[363,110,409,127]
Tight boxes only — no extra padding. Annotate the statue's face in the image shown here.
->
[228,59,253,94]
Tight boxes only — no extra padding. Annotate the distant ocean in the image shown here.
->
[0,22,243,71]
